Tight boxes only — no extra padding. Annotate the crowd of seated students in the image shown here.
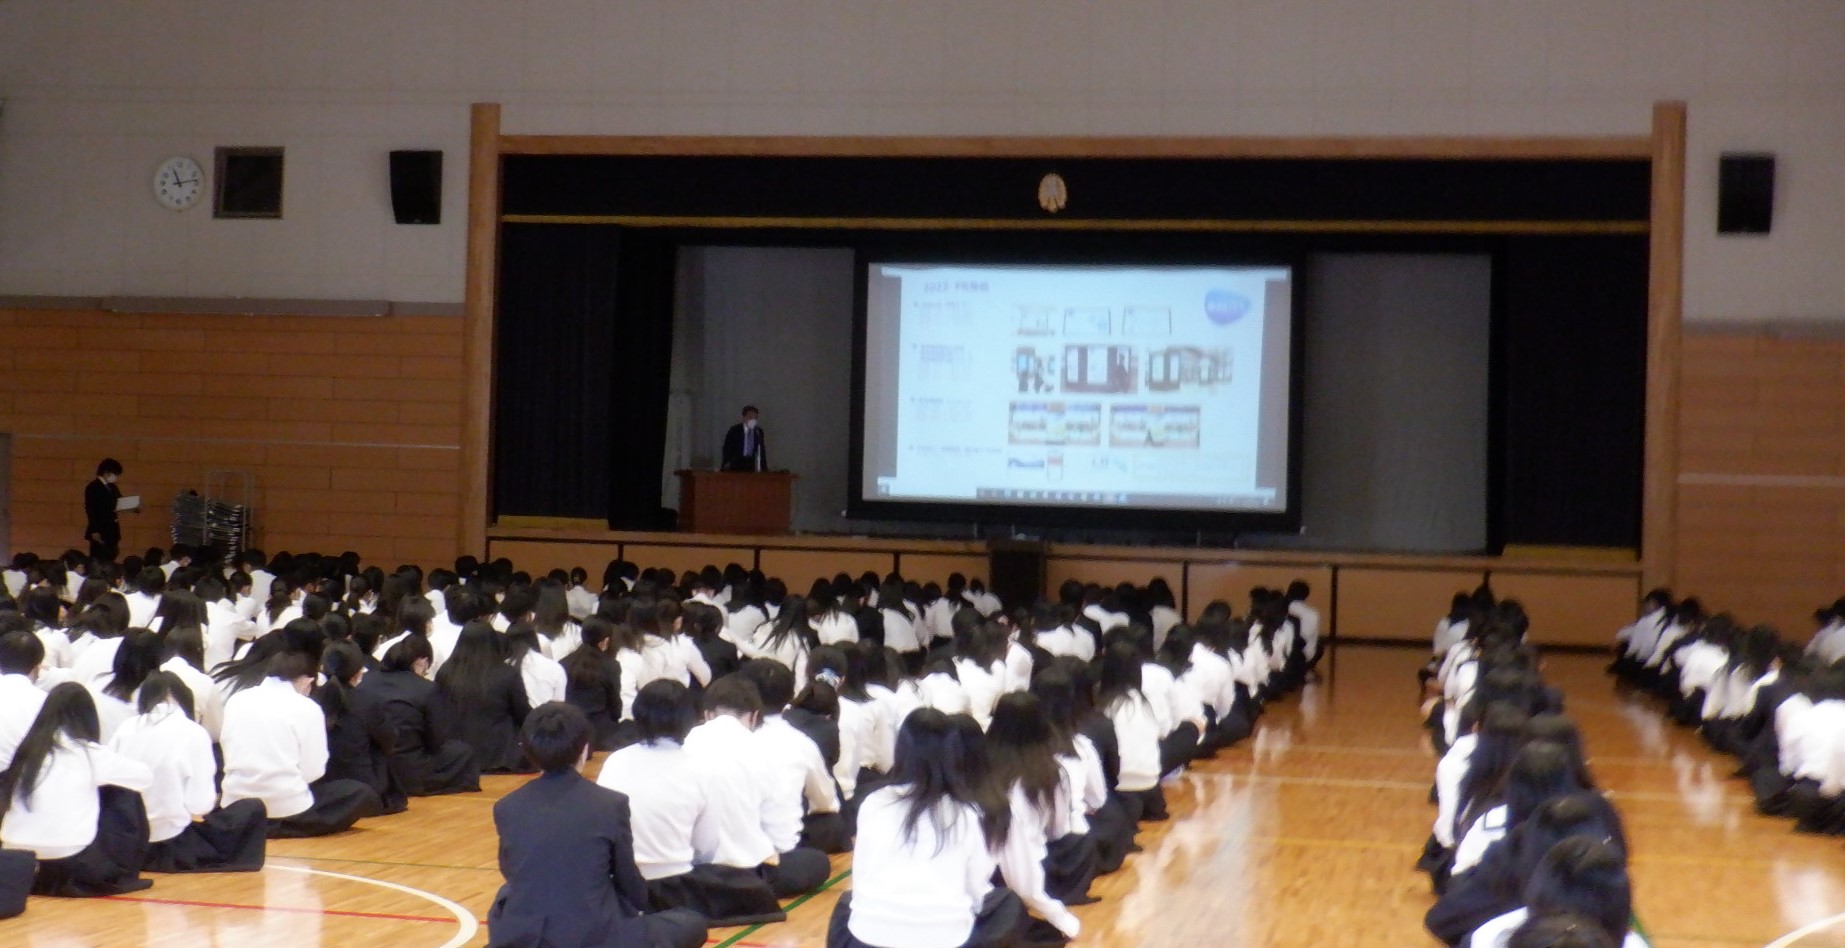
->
[1609,588,1842,838]
[1417,585,1646,948]
[0,544,1330,945]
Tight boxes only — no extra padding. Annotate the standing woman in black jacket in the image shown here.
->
[438,621,534,773]
[357,635,480,795]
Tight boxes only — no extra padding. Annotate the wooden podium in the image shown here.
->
[675,470,796,535]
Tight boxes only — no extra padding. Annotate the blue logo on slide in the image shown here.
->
[1204,290,1250,325]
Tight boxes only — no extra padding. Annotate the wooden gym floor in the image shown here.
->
[6,644,1842,947]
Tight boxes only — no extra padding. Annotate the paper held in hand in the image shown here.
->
[115,495,141,512]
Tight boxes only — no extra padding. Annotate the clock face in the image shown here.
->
[154,156,204,210]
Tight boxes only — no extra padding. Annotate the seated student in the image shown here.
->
[565,567,599,620]
[317,642,408,815]
[220,651,383,838]
[1468,838,1645,948]
[0,683,154,896]
[742,596,817,691]
[0,632,50,771]
[1785,670,1845,834]
[1452,742,1594,880]
[599,680,781,926]
[371,597,437,666]
[529,585,584,661]
[827,708,1028,948]
[1428,792,1627,947]
[90,629,165,742]
[683,676,832,899]
[682,602,741,683]
[20,586,74,675]
[563,617,631,751]
[67,596,132,690]
[488,702,708,948]
[1098,641,1167,824]
[736,659,845,854]
[108,671,267,872]
[988,692,1094,923]
[357,635,480,796]
[506,621,568,707]
[436,621,533,773]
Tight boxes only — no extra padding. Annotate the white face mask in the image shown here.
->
[744,418,757,430]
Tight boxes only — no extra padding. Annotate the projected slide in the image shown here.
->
[858,263,1294,514]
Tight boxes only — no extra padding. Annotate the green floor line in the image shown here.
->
[712,868,853,948]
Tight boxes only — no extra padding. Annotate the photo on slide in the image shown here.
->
[1109,404,1202,449]
[1012,347,1059,394]
[1063,344,1138,395]
[1009,401,1103,446]
[1146,346,1231,393]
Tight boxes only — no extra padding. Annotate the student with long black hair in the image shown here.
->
[436,620,533,773]
[1452,742,1589,880]
[317,641,408,815]
[530,584,583,661]
[109,671,267,872]
[488,702,709,948]
[563,616,630,751]
[1098,641,1167,824]
[1469,838,1644,948]
[827,708,1027,948]
[682,601,741,683]
[357,634,479,796]
[506,620,568,707]
[220,651,383,838]
[92,629,164,741]
[988,692,1095,922]
[20,586,74,675]
[0,682,154,895]
[744,596,818,689]
[0,632,48,772]
[1427,792,1628,946]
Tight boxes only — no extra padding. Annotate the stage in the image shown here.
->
[486,522,1638,648]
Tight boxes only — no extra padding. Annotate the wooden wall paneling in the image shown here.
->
[497,135,1654,160]
[897,553,994,589]
[484,540,630,578]
[1487,571,1641,648]
[622,543,756,577]
[1335,568,1485,643]
[757,549,896,588]
[461,103,502,560]
[1643,101,1687,591]
[1186,563,1335,624]
[1045,558,1182,603]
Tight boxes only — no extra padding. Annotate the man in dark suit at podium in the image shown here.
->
[721,405,768,472]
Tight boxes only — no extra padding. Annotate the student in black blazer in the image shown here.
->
[83,459,127,562]
[720,406,767,472]
[436,622,533,773]
[361,635,482,795]
[487,703,707,948]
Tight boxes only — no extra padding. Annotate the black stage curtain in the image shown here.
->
[1495,235,1648,549]
[492,223,619,520]
[605,230,679,530]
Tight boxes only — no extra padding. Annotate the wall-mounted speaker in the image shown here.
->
[389,150,443,225]
[1717,153,1774,235]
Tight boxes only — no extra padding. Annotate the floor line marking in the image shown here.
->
[274,854,498,873]
[100,893,452,924]
[1765,909,1845,948]
[270,864,480,948]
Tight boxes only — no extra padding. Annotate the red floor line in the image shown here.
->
[100,893,454,924]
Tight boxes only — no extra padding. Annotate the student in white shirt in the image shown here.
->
[90,629,164,742]
[742,596,816,691]
[0,683,154,896]
[987,693,1091,930]
[0,632,49,772]
[123,567,165,631]
[722,583,770,647]
[949,617,1010,730]
[829,708,1027,948]
[1031,601,1095,664]
[506,621,568,707]
[564,567,599,620]
[372,597,438,668]
[1099,641,1168,823]
[1,553,30,599]
[67,596,132,690]
[1147,577,1183,650]
[220,651,384,838]
[598,678,783,927]
[682,676,831,899]
[879,581,924,672]
[1286,580,1323,677]
[736,659,846,854]
[811,586,860,646]
[197,578,257,671]
[109,671,267,873]
[530,585,583,661]
[920,583,959,647]
[19,587,74,674]
[255,578,305,638]
[637,598,713,692]
[963,578,1003,618]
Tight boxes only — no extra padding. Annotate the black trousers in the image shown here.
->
[32,786,151,897]
[1043,833,1098,905]
[639,908,709,948]
[648,863,784,927]
[0,848,32,918]
[759,846,830,896]
[266,780,384,838]
[802,811,850,854]
[145,799,267,873]
[827,888,1026,948]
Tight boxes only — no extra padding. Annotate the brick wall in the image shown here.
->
[1676,330,1845,637]
[0,308,463,567]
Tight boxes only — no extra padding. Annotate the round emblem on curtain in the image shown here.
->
[1038,173,1068,213]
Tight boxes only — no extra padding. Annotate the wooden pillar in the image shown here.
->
[460,102,502,558]
[1642,101,1686,591]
